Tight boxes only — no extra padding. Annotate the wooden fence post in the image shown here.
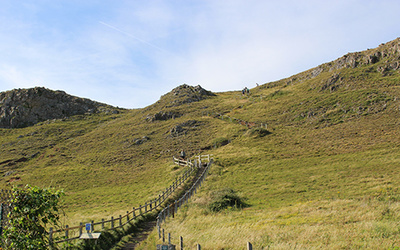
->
[158,220,161,239]
[111,217,114,229]
[91,220,94,232]
[65,225,69,239]
[162,229,165,242]
[119,215,122,226]
[127,211,129,222]
[180,236,183,250]
[247,242,253,250]
[49,227,53,246]
[79,222,83,236]
[102,219,105,230]
[171,203,175,218]
[168,233,171,245]
[197,243,201,250]
[162,208,165,223]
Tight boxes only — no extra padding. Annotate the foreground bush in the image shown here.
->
[1,185,64,250]
[208,188,247,212]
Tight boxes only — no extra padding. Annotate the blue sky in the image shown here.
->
[1,0,400,108]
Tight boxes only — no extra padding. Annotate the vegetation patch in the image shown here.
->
[207,188,247,212]
[211,137,230,148]
[245,127,271,137]
[268,90,290,99]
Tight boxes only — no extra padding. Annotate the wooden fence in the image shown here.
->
[156,156,213,245]
[157,234,254,250]
[47,154,213,245]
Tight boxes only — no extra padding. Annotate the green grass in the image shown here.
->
[2,39,400,248]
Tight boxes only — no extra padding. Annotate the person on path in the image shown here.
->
[180,149,186,160]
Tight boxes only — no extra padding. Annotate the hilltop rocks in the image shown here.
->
[161,84,216,107]
[0,87,117,128]
[287,38,400,85]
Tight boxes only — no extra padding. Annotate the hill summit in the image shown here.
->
[156,84,216,108]
[0,87,118,128]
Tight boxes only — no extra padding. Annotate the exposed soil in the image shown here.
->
[121,221,157,250]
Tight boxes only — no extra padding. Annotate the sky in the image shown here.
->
[1,0,400,108]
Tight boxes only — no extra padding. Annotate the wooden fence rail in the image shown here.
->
[157,236,253,250]
[47,154,212,245]
[156,157,213,239]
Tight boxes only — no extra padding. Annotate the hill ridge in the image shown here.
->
[286,37,400,85]
[0,87,120,128]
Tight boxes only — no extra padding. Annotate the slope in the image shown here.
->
[138,38,400,248]
[1,38,400,248]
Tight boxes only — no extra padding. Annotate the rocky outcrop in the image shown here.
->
[160,84,216,107]
[146,111,181,122]
[286,37,400,84]
[168,120,202,137]
[321,73,343,92]
[0,87,118,128]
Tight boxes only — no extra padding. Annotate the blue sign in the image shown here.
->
[85,223,91,232]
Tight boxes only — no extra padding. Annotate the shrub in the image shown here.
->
[0,185,64,250]
[245,128,271,137]
[208,188,247,212]
[211,137,230,148]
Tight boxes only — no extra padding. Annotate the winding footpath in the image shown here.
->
[120,156,210,249]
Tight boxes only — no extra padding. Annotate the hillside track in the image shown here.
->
[121,221,156,250]
[120,163,207,249]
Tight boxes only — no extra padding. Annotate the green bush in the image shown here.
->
[1,185,64,250]
[208,188,247,212]
[211,137,230,148]
[245,128,271,137]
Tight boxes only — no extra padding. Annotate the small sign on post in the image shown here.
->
[80,233,101,239]
[80,223,101,242]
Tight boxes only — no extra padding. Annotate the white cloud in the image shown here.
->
[1,0,400,108]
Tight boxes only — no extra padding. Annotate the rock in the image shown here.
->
[366,54,379,64]
[168,120,202,137]
[133,136,150,145]
[0,87,118,128]
[169,125,185,137]
[321,73,342,92]
[160,84,216,107]
[146,111,181,122]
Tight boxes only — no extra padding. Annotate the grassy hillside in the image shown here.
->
[2,38,400,248]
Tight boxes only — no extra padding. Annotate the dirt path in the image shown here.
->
[119,163,208,249]
[120,220,157,250]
